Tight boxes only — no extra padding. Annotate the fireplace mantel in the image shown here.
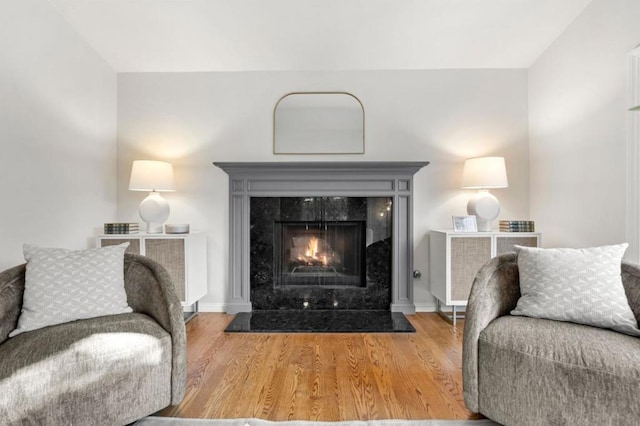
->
[214,162,428,175]
[214,161,429,314]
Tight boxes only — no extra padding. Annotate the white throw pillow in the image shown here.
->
[511,244,640,337]
[9,243,133,337]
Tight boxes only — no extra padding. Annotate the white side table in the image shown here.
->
[97,232,207,318]
[429,230,541,325]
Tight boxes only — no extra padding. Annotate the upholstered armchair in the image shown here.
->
[0,253,186,425]
[463,253,640,425]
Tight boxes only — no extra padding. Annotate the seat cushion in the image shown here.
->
[477,316,640,426]
[0,313,173,425]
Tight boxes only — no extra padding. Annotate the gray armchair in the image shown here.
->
[0,253,186,425]
[463,253,640,426]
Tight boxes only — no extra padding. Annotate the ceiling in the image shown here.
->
[49,0,593,73]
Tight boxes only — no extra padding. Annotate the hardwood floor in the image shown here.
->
[159,312,481,421]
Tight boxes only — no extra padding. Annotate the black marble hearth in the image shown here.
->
[224,310,415,333]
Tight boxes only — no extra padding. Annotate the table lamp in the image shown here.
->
[129,160,175,233]
[461,157,508,232]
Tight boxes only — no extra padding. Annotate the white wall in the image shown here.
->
[0,0,117,270]
[529,0,640,255]
[117,70,529,311]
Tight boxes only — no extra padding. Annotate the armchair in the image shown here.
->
[0,253,186,425]
[463,253,640,425]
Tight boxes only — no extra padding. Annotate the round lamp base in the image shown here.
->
[139,192,170,234]
[467,190,500,232]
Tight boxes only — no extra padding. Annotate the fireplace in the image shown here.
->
[214,161,428,314]
[250,196,392,310]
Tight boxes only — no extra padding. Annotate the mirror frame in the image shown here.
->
[273,91,365,155]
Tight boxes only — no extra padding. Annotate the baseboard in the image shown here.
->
[195,302,227,312]
[414,303,437,312]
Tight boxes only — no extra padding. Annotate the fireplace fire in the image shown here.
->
[293,235,332,267]
[274,221,365,287]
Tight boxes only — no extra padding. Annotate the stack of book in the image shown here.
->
[104,223,140,234]
[499,220,535,232]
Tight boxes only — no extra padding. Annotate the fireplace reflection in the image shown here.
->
[274,221,365,287]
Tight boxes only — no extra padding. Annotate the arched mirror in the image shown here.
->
[273,92,365,154]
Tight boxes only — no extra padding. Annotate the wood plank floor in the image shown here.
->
[159,312,481,421]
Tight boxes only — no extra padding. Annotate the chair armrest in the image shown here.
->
[0,264,26,345]
[622,260,640,325]
[462,253,520,412]
[123,253,186,405]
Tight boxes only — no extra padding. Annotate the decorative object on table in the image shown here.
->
[129,160,176,234]
[273,92,365,154]
[452,215,478,232]
[461,156,508,232]
[499,220,535,232]
[165,224,190,234]
[104,222,140,234]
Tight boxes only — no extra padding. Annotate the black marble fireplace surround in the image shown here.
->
[214,162,428,332]
[250,196,391,310]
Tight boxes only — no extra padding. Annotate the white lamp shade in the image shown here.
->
[461,157,508,189]
[129,160,176,192]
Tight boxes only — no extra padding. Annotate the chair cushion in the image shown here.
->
[478,316,640,425]
[0,313,172,425]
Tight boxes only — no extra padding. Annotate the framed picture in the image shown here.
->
[452,215,478,232]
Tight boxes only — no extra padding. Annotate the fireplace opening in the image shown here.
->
[274,221,366,288]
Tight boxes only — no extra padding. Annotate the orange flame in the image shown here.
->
[305,237,319,259]
[296,236,331,266]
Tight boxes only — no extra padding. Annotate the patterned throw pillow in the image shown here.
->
[511,244,640,337]
[9,243,132,337]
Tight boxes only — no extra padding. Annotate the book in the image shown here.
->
[104,223,140,234]
[499,220,535,232]
[499,227,535,232]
